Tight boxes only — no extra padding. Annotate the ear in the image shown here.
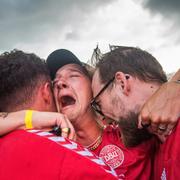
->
[41,82,56,111]
[114,72,131,96]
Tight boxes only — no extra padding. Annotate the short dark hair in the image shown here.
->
[96,46,167,84]
[0,50,51,111]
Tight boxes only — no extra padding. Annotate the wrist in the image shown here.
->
[11,111,26,130]
[24,110,33,129]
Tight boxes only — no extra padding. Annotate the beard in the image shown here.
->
[118,112,152,147]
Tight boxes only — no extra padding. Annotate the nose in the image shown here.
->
[56,80,68,89]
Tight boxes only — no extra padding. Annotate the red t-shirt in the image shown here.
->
[91,126,156,180]
[153,118,180,180]
[0,129,117,180]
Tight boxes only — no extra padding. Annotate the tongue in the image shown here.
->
[61,96,76,107]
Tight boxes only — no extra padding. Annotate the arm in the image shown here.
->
[0,110,75,139]
[0,111,25,135]
[138,69,180,138]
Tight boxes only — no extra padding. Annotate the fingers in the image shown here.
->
[162,123,175,136]
[56,114,76,140]
[139,104,176,139]
[63,116,76,140]
[166,124,174,135]
[138,117,151,129]
[140,114,176,142]
[32,111,76,139]
[157,124,167,135]
[61,127,71,138]
[138,107,151,129]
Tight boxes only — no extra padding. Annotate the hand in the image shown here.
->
[138,81,180,138]
[32,111,76,140]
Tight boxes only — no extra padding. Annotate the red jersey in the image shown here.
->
[91,126,156,180]
[153,118,180,180]
[0,129,117,180]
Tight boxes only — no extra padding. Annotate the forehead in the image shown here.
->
[56,64,84,77]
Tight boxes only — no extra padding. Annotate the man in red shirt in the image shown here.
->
[0,50,117,180]
[91,46,179,179]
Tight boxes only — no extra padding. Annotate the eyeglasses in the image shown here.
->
[91,76,115,116]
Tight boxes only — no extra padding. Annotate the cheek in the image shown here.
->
[76,81,92,99]
[78,88,92,106]
[100,95,112,111]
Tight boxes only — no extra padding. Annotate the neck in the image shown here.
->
[73,111,103,147]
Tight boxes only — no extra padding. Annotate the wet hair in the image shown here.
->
[96,46,167,84]
[0,50,51,111]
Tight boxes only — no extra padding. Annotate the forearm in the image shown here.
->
[0,110,76,140]
[0,110,26,136]
[139,68,180,137]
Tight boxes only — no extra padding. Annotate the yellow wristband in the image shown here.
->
[25,110,33,129]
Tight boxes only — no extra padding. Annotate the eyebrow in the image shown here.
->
[66,68,84,74]
[55,68,84,79]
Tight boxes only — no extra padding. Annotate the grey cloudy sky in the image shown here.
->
[0,0,179,73]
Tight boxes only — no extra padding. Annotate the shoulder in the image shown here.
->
[0,130,117,180]
[0,129,76,163]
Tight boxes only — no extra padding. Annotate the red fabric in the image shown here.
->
[153,118,180,180]
[0,130,117,180]
[92,126,156,180]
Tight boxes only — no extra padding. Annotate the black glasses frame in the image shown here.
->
[91,76,115,116]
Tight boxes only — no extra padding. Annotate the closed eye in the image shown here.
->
[70,74,80,78]
[69,72,82,78]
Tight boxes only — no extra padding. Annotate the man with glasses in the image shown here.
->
[91,46,180,179]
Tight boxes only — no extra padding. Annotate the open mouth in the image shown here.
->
[60,95,76,108]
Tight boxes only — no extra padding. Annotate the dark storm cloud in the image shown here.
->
[0,0,116,52]
[141,0,180,29]
[142,0,180,16]
[140,0,180,44]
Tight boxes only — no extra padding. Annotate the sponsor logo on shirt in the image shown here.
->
[99,144,124,169]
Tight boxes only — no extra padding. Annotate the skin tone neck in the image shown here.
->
[71,107,103,147]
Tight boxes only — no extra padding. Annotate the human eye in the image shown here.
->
[69,73,81,78]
